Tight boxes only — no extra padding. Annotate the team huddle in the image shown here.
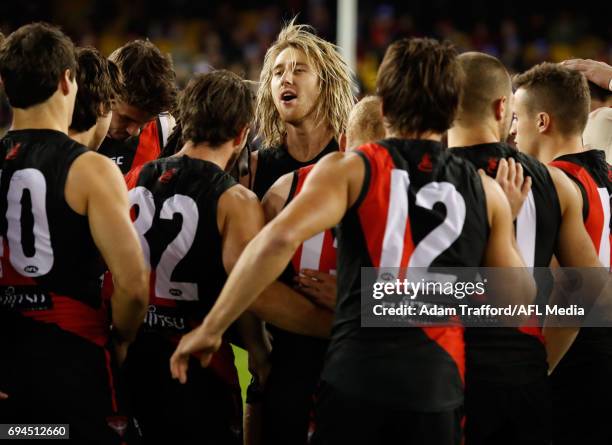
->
[0,19,611,445]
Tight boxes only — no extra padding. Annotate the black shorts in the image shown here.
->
[464,375,551,445]
[311,381,463,445]
[122,331,243,445]
[0,311,129,445]
[259,335,327,445]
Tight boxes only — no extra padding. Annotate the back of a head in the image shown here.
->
[377,37,463,136]
[179,70,254,147]
[110,39,177,117]
[514,62,590,137]
[457,52,512,124]
[70,47,121,133]
[257,19,355,147]
[0,22,76,109]
[346,95,385,148]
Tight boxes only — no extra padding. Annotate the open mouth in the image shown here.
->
[281,92,297,103]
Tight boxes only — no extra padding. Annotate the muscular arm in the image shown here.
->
[66,152,149,348]
[221,184,334,337]
[548,166,601,268]
[544,167,606,371]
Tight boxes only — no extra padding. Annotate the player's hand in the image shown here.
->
[562,58,612,90]
[294,269,337,310]
[490,158,532,219]
[0,390,8,400]
[170,324,222,384]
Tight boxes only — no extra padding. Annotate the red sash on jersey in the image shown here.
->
[356,144,465,382]
[131,119,162,172]
[550,159,612,268]
[0,239,109,347]
[289,165,337,274]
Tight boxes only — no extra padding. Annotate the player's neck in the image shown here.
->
[386,128,442,142]
[177,140,236,170]
[534,134,584,164]
[68,127,95,149]
[447,122,502,148]
[10,96,70,134]
[285,119,334,162]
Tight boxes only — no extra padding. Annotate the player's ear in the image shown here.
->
[537,112,550,134]
[494,97,507,122]
[59,68,74,96]
[234,126,250,149]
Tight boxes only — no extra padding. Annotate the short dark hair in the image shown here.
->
[514,62,590,136]
[457,52,512,121]
[110,40,177,117]
[179,70,254,146]
[0,22,76,109]
[70,47,121,132]
[376,38,463,136]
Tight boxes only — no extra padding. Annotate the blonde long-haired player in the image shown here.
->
[245,19,355,198]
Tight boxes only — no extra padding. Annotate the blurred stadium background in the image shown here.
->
[1,0,609,399]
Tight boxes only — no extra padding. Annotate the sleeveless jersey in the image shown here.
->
[268,164,336,367]
[253,139,338,199]
[322,138,489,410]
[451,142,562,384]
[99,113,173,174]
[0,130,106,345]
[129,155,239,385]
[550,150,612,366]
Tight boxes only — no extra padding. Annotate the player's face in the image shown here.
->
[271,47,320,126]
[511,88,539,155]
[108,101,153,140]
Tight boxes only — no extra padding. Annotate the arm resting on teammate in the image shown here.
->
[170,152,364,383]
[480,173,536,314]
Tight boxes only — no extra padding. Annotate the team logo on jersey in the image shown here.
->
[24,265,39,274]
[5,143,21,160]
[486,157,499,174]
[417,153,433,172]
[106,415,129,437]
[159,168,178,184]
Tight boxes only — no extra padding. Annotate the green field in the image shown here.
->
[232,345,252,402]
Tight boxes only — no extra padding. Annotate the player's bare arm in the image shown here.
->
[220,184,334,337]
[480,173,537,310]
[170,151,364,382]
[65,151,149,362]
[263,173,338,310]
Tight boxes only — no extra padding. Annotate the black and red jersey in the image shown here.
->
[128,155,239,385]
[288,164,337,274]
[451,142,562,384]
[0,130,107,345]
[129,155,237,328]
[550,150,612,381]
[253,139,338,199]
[99,113,173,174]
[322,139,489,411]
[550,150,611,268]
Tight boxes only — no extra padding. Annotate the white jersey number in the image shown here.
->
[2,168,54,277]
[129,187,199,300]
